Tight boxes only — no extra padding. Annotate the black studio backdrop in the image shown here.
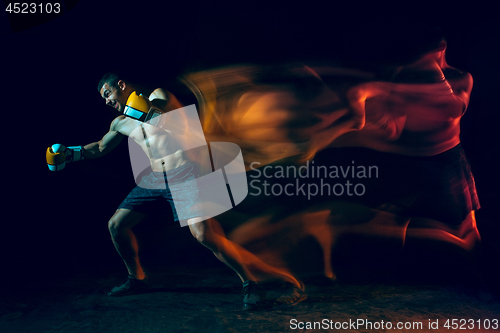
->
[2,2,498,286]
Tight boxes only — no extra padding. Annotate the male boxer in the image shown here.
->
[326,37,480,228]
[47,72,305,310]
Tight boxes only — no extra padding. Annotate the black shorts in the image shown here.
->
[312,144,480,225]
[118,162,202,222]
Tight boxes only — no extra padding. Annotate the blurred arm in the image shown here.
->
[445,71,473,111]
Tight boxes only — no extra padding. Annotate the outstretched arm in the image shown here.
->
[83,116,125,159]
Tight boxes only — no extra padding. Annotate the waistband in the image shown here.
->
[148,161,199,185]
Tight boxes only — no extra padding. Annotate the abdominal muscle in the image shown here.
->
[125,119,189,173]
[150,150,188,173]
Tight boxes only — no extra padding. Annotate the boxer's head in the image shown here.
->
[98,72,136,113]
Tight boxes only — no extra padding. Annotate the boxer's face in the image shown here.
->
[100,80,131,113]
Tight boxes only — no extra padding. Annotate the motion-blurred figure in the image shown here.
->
[310,34,481,280]
[184,32,481,286]
[329,36,480,228]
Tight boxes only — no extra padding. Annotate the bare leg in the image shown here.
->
[108,209,147,280]
[188,217,254,282]
[188,216,306,309]
[188,217,301,288]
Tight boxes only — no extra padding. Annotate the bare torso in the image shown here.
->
[113,90,188,172]
[332,58,473,156]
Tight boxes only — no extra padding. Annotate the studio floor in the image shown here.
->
[1,262,499,333]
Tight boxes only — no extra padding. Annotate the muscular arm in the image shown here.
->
[150,88,184,112]
[83,117,125,159]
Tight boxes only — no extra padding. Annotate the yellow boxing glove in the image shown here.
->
[123,91,162,125]
[46,144,85,171]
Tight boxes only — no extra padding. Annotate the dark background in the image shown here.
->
[1,2,498,289]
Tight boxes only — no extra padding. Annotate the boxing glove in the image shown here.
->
[46,144,85,171]
[123,91,162,125]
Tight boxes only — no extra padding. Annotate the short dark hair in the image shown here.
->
[97,72,120,92]
[410,26,447,55]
